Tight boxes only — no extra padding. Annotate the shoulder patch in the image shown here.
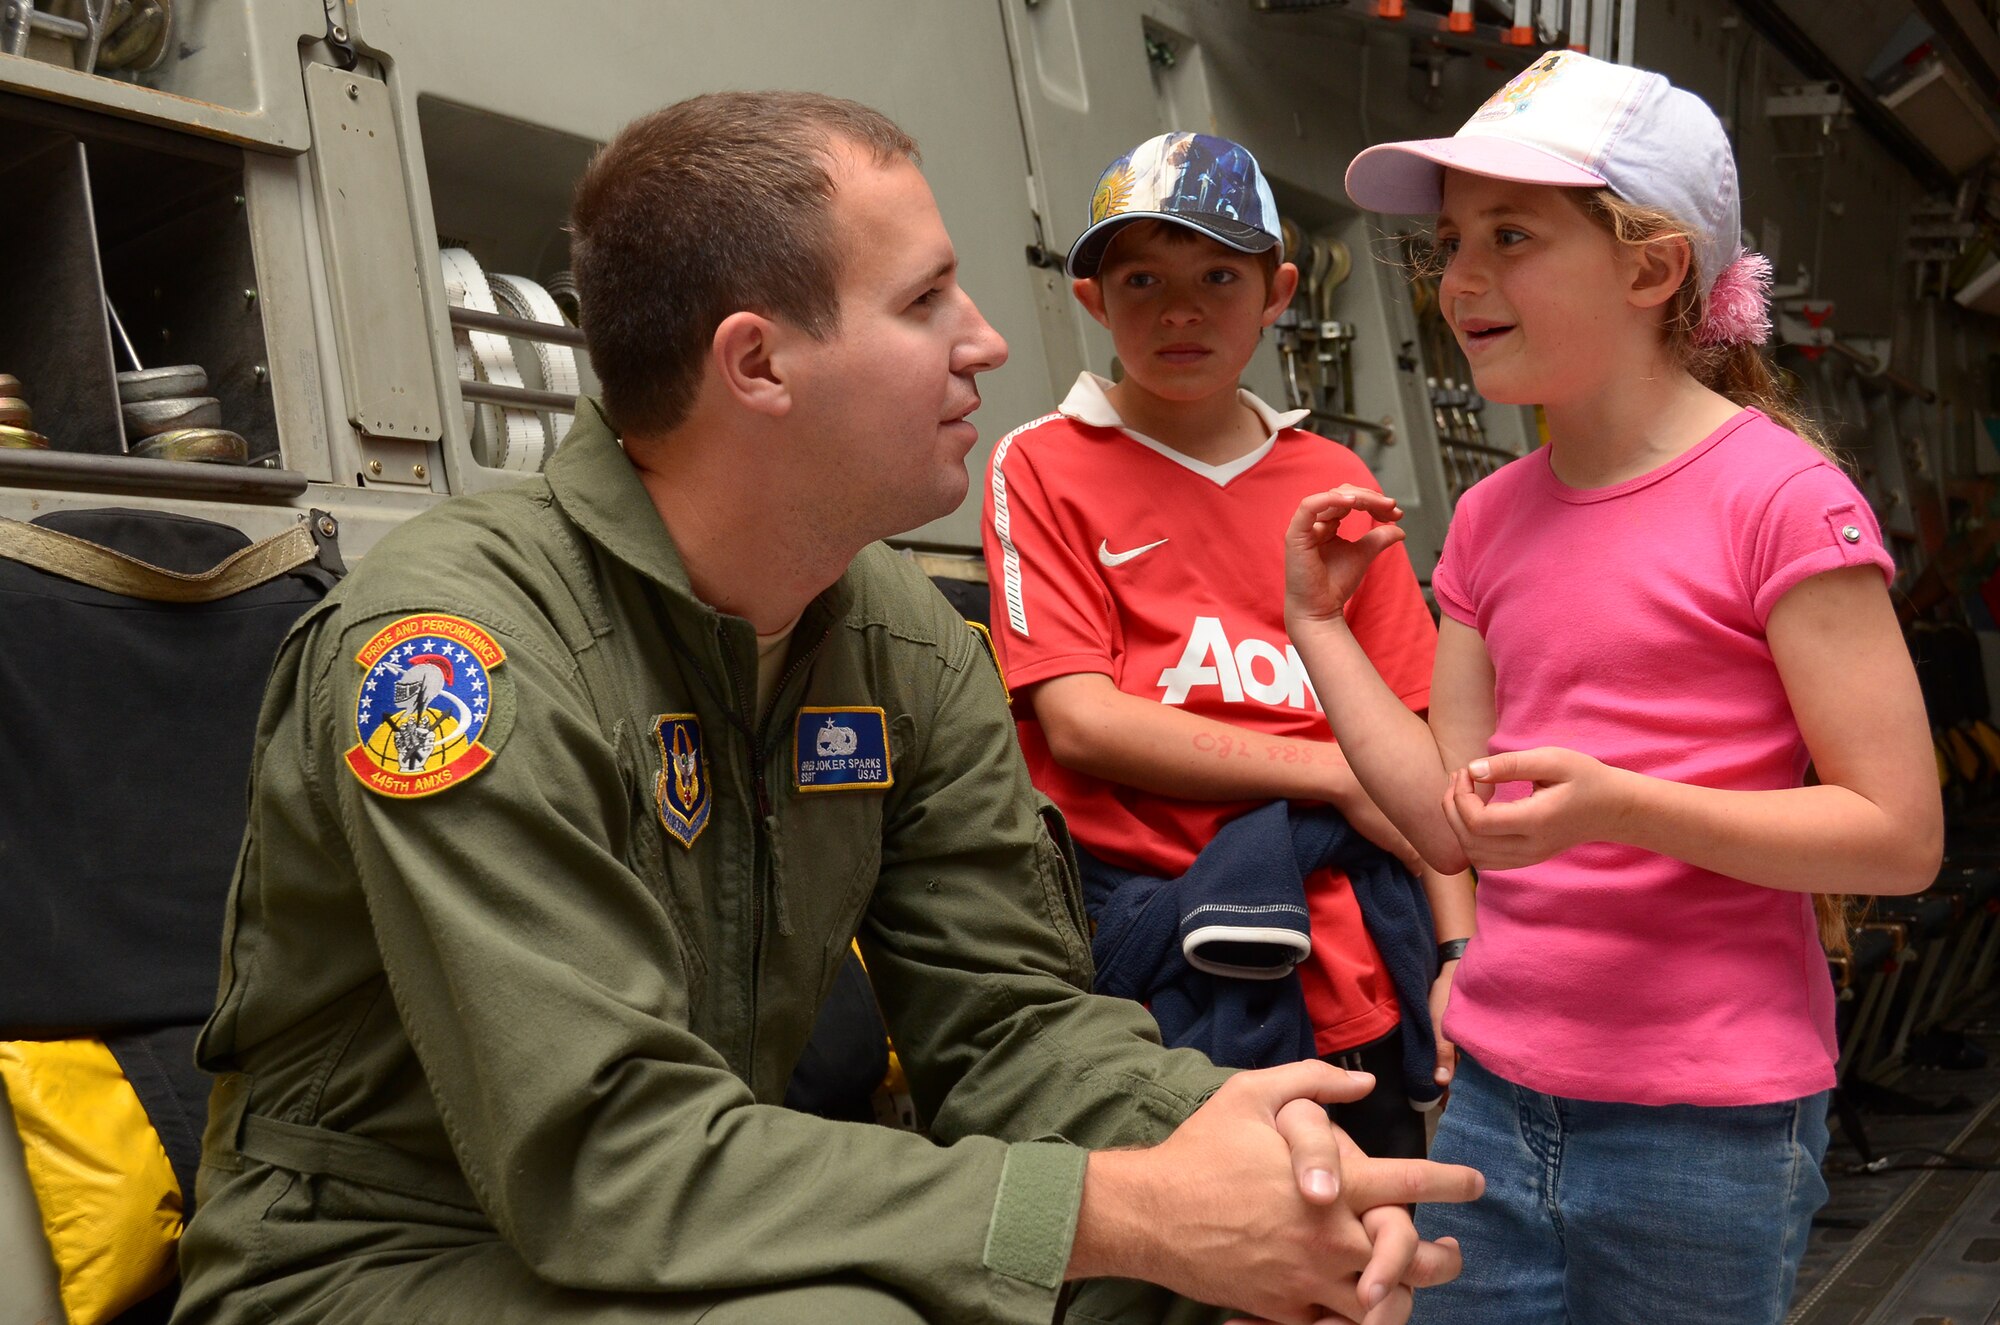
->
[966,620,1010,701]
[344,614,506,798]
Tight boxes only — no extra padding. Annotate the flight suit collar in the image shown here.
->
[546,397,855,630]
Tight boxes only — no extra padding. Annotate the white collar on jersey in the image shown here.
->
[1057,372,1311,486]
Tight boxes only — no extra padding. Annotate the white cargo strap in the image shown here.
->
[439,246,545,473]
[486,271,577,448]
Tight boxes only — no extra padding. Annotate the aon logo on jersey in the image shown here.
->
[1156,616,1321,710]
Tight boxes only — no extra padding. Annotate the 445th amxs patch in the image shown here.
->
[345,614,506,798]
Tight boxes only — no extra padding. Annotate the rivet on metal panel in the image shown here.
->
[243,288,258,304]
[331,24,348,42]
[367,459,383,477]
[316,515,338,538]
[346,82,360,100]
[252,364,267,382]
[413,463,428,482]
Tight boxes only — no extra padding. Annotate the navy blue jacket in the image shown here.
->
[1080,801,1441,1106]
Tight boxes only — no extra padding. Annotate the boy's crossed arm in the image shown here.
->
[1027,671,1422,872]
[1028,669,1479,1088]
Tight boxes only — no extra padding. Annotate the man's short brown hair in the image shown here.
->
[569,91,917,437]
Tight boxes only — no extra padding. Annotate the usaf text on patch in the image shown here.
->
[794,707,893,792]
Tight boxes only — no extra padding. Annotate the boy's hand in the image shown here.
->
[1284,487,1408,629]
[1429,962,1458,1089]
[1441,750,1631,870]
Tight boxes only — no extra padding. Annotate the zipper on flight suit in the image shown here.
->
[721,621,832,1078]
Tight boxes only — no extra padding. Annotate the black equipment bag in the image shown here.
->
[0,506,344,1033]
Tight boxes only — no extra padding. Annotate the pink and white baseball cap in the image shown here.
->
[1346,51,1747,313]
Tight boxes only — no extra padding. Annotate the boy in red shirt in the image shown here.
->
[982,132,1471,1159]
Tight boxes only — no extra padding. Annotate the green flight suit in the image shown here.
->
[172,400,1230,1325]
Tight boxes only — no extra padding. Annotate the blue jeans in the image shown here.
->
[1413,1052,1829,1325]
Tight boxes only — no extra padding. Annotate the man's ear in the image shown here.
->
[1262,261,1302,327]
[1629,235,1691,312]
[711,311,792,417]
[1072,277,1111,330]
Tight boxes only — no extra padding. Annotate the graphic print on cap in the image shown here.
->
[1091,132,1267,231]
[1471,50,1569,123]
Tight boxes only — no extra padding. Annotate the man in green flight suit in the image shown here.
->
[172,91,1481,1325]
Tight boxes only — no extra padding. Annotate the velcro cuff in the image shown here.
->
[982,1140,1087,1289]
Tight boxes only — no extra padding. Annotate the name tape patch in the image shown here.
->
[654,714,712,848]
[794,707,893,793]
[344,614,506,799]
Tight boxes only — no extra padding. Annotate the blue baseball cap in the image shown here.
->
[1067,132,1284,279]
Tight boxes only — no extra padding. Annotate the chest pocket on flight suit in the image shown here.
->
[616,715,708,1011]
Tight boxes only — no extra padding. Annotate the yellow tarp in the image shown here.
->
[0,1038,182,1324]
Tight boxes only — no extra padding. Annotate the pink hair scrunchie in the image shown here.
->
[1695,250,1774,347]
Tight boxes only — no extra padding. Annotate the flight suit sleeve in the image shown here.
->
[859,614,1231,1227]
[304,606,1115,1323]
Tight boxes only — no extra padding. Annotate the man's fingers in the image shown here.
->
[1355,1205,1418,1313]
[1402,1236,1465,1289]
[1275,1096,1345,1203]
[1223,1059,1377,1112]
[1360,1285,1413,1325]
[1434,1034,1457,1086]
[1342,1156,1485,1211]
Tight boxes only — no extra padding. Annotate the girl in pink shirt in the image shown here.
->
[1286,52,1942,1325]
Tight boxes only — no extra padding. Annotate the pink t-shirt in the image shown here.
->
[1431,409,1895,1106]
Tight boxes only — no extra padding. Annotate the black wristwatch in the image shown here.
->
[1437,937,1470,965]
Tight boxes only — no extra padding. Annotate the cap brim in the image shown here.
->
[1066,212,1279,279]
[1344,137,1607,214]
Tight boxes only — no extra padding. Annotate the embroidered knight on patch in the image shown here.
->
[654,715,712,847]
[794,707,893,792]
[344,614,506,798]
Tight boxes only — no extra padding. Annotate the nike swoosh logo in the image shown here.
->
[1098,537,1169,568]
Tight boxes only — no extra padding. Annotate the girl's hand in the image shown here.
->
[1284,487,1408,628]
[1440,748,1631,870]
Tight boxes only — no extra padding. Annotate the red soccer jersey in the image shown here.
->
[984,374,1437,1053]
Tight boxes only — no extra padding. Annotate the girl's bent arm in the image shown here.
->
[1461,566,1942,894]
[1285,487,1498,871]
[1288,616,1496,874]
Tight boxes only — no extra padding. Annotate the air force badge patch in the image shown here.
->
[794,707,893,792]
[654,715,711,847]
[345,615,506,798]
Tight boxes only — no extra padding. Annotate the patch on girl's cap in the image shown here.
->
[344,614,506,798]
[795,707,893,792]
